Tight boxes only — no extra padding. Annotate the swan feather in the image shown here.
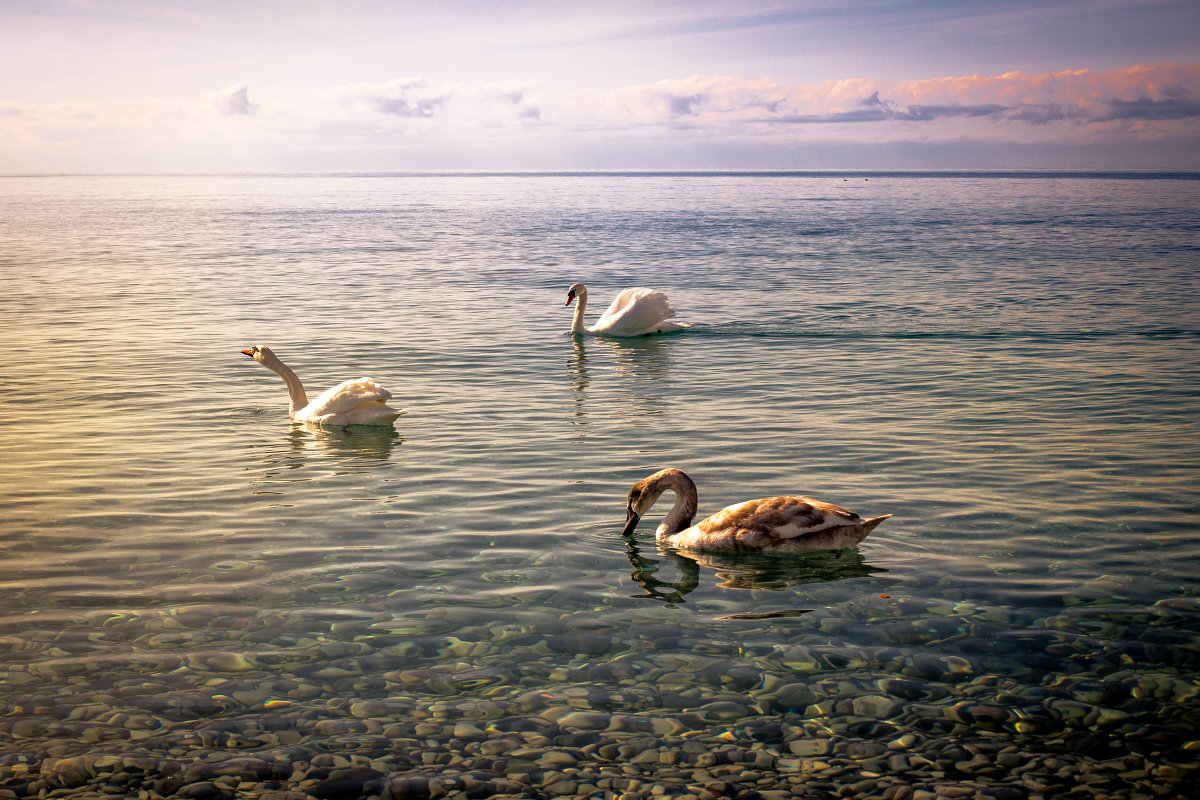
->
[301,377,392,417]
[684,496,885,551]
[567,283,689,337]
[593,288,681,336]
[295,378,403,426]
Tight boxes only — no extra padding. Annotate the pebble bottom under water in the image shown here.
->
[1,585,1197,799]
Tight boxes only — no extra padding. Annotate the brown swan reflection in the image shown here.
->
[623,534,885,606]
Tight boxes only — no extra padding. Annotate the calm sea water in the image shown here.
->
[1,173,1198,797]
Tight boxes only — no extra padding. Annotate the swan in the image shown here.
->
[240,345,405,427]
[565,283,688,337]
[621,468,890,552]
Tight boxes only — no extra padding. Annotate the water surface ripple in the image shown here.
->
[1,173,1198,799]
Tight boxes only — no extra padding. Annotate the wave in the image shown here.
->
[684,324,1200,341]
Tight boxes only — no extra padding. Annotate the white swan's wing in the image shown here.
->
[297,377,398,424]
[591,287,683,337]
[327,401,405,426]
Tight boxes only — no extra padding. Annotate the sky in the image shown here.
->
[2,0,1199,172]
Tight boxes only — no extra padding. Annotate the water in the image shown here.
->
[1,173,1198,797]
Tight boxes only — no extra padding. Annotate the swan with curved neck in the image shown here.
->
[566,283,688,337]
[622,468,889,552]
[240,345,405,427]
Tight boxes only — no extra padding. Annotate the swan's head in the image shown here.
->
[621,468,679,536]
[241,345,278,366]
[565,283,587,307]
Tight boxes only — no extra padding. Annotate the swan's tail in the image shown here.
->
[856,514,892,542]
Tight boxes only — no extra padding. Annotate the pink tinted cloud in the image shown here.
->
[749,63,1200,130]
[574,64,1197,131]
[1,63,1196,171]
[890,63,1200,120]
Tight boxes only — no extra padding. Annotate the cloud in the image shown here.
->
[373,96,443,118]
[211,83,260,116]
[877,64,1200,130]
[360,79,448,118]
[764,96,1047,125]
[1098,95,1200,121]
[667,94,706,117]
[1,63,1197,171]
[321,77,540,130]
[700,65,1200,131]
[528,65,1200,138]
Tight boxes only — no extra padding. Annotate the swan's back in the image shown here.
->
[592,287,686,337]
[667,496,890,552]
[297,377,401,425]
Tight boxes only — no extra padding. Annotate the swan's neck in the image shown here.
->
[265,357,309,417]
[656,473,698,537]
[570,288,588,333]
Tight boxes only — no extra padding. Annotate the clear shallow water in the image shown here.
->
[1,173,1199,798]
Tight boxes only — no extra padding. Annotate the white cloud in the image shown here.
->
[211,84,260,116]
[1,64,1197,171]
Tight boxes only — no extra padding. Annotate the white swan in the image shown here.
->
[565,283,688,337]
[621,468,890,552]
[241,345,405,427]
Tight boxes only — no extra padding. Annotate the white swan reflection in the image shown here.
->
[248,424,403,494]
[566,335,675,423]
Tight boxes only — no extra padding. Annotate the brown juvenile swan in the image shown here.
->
[621,468,890,552]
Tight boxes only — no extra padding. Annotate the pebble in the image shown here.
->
[0,595,1194,800]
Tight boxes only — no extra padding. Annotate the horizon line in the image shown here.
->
[3,168,1200,179]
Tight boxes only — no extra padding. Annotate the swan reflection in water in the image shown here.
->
[622,535,885,610]
[248,424,403,494]
[567,334,674,423]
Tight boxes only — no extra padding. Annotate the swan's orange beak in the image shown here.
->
[241,349,255,357]
[565,292,576,306]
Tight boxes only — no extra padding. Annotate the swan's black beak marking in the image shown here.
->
[621,508,640,537]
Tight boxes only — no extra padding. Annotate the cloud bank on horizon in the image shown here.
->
[1,1,1198,171]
